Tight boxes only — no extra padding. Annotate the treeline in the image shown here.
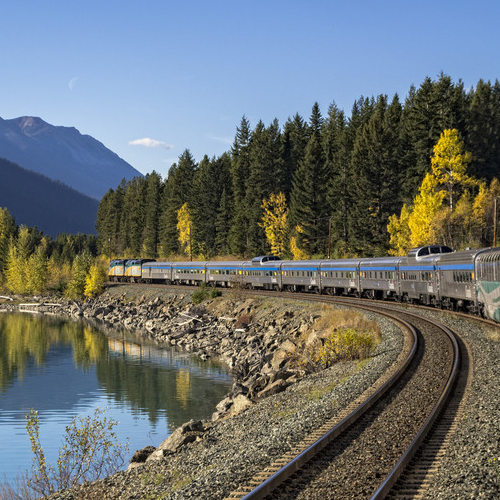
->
[0,156,99,236]
[96,75,500,259]
[0,208,105,297]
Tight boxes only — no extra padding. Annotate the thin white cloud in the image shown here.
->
[128,138,174,149]
[68,77,79,91]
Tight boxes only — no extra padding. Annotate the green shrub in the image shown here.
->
[289,327,377,372]
[192,283,220,304]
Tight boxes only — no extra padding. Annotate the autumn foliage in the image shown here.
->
[388,129,499,254]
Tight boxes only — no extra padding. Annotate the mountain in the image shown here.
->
[0,156,98,236]
[0,116,142,199]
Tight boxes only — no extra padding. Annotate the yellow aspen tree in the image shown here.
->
[387,203,412,256]
[260,192,289,257]
[177,203,193,258]
[472,178,500,246]
[431,129,473,211]
[84,262,107,298]
[290,225,310,260]
[408,172,445,247]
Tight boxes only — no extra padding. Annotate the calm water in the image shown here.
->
[0,312,233,484]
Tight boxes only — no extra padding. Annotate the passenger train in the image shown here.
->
[108,245,500,322]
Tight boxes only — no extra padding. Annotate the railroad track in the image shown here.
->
[221,297,467,500]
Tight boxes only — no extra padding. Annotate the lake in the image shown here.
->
[0,312,233,485]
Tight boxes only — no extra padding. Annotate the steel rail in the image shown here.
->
[369,316,461,499]
[230,308,419,500]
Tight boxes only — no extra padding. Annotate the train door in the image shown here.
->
[435,270,441,305]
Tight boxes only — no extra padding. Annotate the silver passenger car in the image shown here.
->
[359,256,401,299]
[172,261,208,285]
[141,261,173,283]
[319,258,361,296]
[436,248,485,312]
[280,260,322,293]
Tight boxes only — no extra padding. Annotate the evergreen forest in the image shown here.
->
[96,75,500,261]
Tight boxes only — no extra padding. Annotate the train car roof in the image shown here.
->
[280,259,324,269]
[319,258,362,268]
[251,255,281,264]
[408,245,453,259]
[436,247,490,265]
[242,260,281,269]
[475,247,500,264]
[142,261,174,267]
[206,261,247,268]
[172,261,209,267]
[359,256,402,267]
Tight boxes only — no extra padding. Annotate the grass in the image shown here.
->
[312,305,381,340]
[307,382,338,401]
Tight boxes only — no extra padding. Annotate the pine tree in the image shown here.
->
[245,120,284,255]
[289,103,328,256]
[159,151,196,256]
[349,95,402,255]
[142,172,162,258]
[96,183,125,257]
[120,177,145,256]
[466,79,500,180]
[214,187,231,256]
[324,103,350,256]
[228,117,251,255]
[191,156,220,256]
[282,114,308,200]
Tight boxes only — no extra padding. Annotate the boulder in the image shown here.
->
[228,394,253,417]
[256,378,288,399]
[148,420,206,460]
[129,445,156,463]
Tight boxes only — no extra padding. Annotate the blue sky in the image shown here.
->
[1,0,499,178]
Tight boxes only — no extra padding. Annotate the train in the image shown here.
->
[108,245,500,322]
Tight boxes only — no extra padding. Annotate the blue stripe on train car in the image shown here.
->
[437,264,475,270]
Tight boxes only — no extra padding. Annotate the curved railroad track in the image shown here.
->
[220,296,468,500]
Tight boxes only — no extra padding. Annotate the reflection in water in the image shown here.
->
[0,313,232,484]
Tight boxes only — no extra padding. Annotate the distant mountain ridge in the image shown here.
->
[0,156,98,236]
[0,116,142,199]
